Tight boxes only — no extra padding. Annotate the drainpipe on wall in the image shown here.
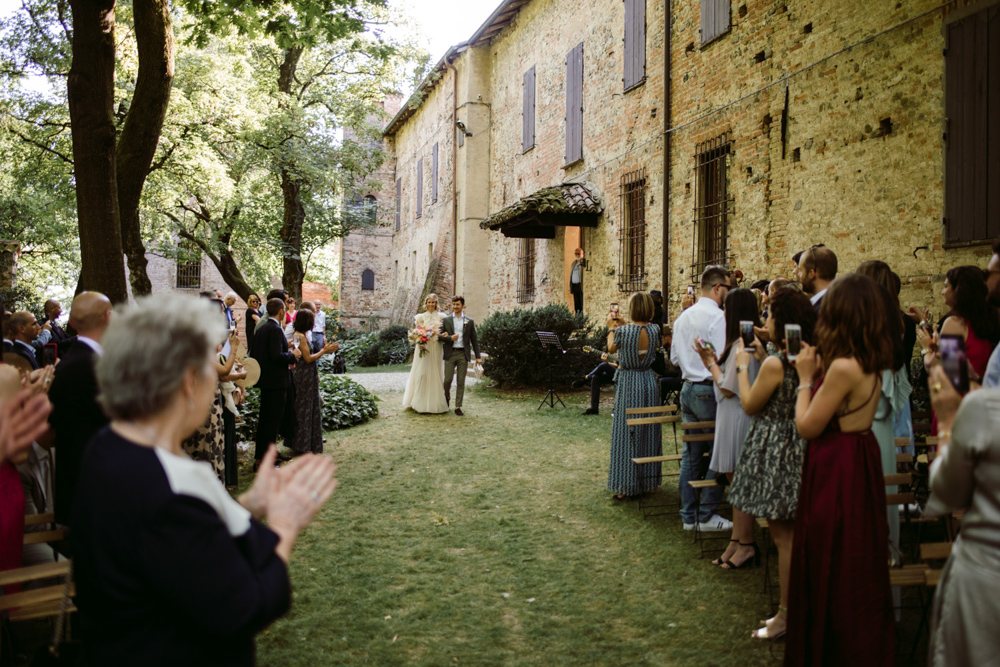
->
[662,0,671,310]
[448,58,459,297]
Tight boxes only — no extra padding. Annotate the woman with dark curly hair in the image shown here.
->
[726,287,815,638]
[785,273,896,665]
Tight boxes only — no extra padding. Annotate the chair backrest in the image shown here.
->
[0,561,73,617]
[680,421,715,443]
[919,542,953,562]
[885,472,915,506]
[626,405,680,427]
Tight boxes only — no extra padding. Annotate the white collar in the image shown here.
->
[695,296,722,310]
[78,336,104,356]
[810,288,828,305]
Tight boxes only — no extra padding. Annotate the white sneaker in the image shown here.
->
[683,522,695,531]
[698,515,733,532]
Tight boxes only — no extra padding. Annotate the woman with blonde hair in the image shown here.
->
[606,291,661,499]
[402,293,448,414]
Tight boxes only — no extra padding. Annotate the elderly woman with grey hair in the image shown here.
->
[72,293,337,665]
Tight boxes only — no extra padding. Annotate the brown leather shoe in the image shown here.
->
[454,408,464,416]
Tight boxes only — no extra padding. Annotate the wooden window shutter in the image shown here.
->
[416,158,423,218]
[565,43,584,165]
[987,5,1000,241]
[624,0,646,90]
[432,143,439,203]
[395,178,401,231]
[945,8,994,243]
[701,0,730,44]
[523,66,536,152]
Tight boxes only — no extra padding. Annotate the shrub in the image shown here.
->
[323,307,346,340]
[478,303,610,388]
[236,375,379,443]
[0,285,44,319]
[336,325,413,367]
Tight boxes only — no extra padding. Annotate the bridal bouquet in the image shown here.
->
[408,325,435,357]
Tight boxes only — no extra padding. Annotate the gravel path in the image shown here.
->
[347,371,482,395]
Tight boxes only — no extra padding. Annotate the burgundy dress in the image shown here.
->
[784,378,895,666]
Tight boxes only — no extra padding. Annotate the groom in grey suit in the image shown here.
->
[439,295,481,416]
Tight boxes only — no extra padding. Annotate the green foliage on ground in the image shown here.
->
[335,325,413,367]
[478,303,610,388]
[236,375,378,443]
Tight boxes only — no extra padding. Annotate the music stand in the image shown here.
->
[536,331,567,409]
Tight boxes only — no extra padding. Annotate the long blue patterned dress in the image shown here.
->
[608,323,662,496]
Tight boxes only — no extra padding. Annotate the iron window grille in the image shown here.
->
[692,132,734,275]
[175,245,201,289]
[618,168,647,292]
[516,238,536,304]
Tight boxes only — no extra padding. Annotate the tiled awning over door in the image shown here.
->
[479,182,604,239]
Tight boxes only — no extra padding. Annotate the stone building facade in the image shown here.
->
[340,0,999,328]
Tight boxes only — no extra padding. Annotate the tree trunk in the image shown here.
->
[68,0,128,302]
[177,230,255,302]
[116,0,175,297]
[277,46,305,302]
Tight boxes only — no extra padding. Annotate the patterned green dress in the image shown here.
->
[607,323,662,496]
[728,358,807,520]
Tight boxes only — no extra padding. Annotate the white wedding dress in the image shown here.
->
[402,311,449,414]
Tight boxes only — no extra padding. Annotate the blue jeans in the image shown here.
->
[679,382,721,524]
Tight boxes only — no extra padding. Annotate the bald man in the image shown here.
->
[48,292,113,529]
[40,298,76,352]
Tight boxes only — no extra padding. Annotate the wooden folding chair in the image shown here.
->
[627,405,681,518]
[0,561,75,655]
[680,420,730,556]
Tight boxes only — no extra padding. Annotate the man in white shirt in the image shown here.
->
[795,244,837,310]
[440,295,481,416]
[670,265,732,531]
[569,248,584,314]
[311,300,327,353]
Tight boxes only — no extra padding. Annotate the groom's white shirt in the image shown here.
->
[453,312,466,349]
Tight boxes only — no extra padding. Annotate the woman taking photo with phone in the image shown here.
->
[693,287,761,568]
[725,286,815,639]
[785,273,896,665]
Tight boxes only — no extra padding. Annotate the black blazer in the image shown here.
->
[251,319,296,389]
[39,318,77,354]
[11,340,40,370]
[49,341,108,525]
[439,315,481,362]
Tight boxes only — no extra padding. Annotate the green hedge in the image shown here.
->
[237,375,379,443]
[478,303,609,388]
[335,325,413,367]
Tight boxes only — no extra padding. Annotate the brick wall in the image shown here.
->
[346,0,997,330]
[664,0,994,322]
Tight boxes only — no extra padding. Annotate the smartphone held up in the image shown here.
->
[939,334,970,394]
[740,321,756,352]
[785,324,802,361]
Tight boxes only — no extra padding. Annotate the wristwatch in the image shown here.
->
[736,365,748,373]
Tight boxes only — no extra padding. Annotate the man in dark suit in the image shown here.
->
[48,292,112,530]
[8,311,42,369]
[250,297,301,469]
[439,295,481,416]
[40,299,77,354]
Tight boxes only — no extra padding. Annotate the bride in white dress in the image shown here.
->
[402,294,449,414]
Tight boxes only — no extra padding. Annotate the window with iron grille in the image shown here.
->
[618,169,646,292]
[516,238,536,304]
[175,244,201,289]
[692,133,733,275]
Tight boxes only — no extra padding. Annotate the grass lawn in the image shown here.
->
[252,382,926,666]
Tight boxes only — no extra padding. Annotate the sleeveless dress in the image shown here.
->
[181,389,225,482]
[708,355,759,474]
[932,324,994,434]
[607,324,661,496]
[784,377,895,666]
[289,351,324,454]
[402,311,449,414]
[728,359,807,519]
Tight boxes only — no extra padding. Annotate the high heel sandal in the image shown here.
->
[711,539,737,566]
[722,541,760,570]
[753,606,787,640]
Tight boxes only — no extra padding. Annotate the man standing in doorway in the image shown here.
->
[670,266,732,532]
[570,248,585,315]
[440,296,481,416]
